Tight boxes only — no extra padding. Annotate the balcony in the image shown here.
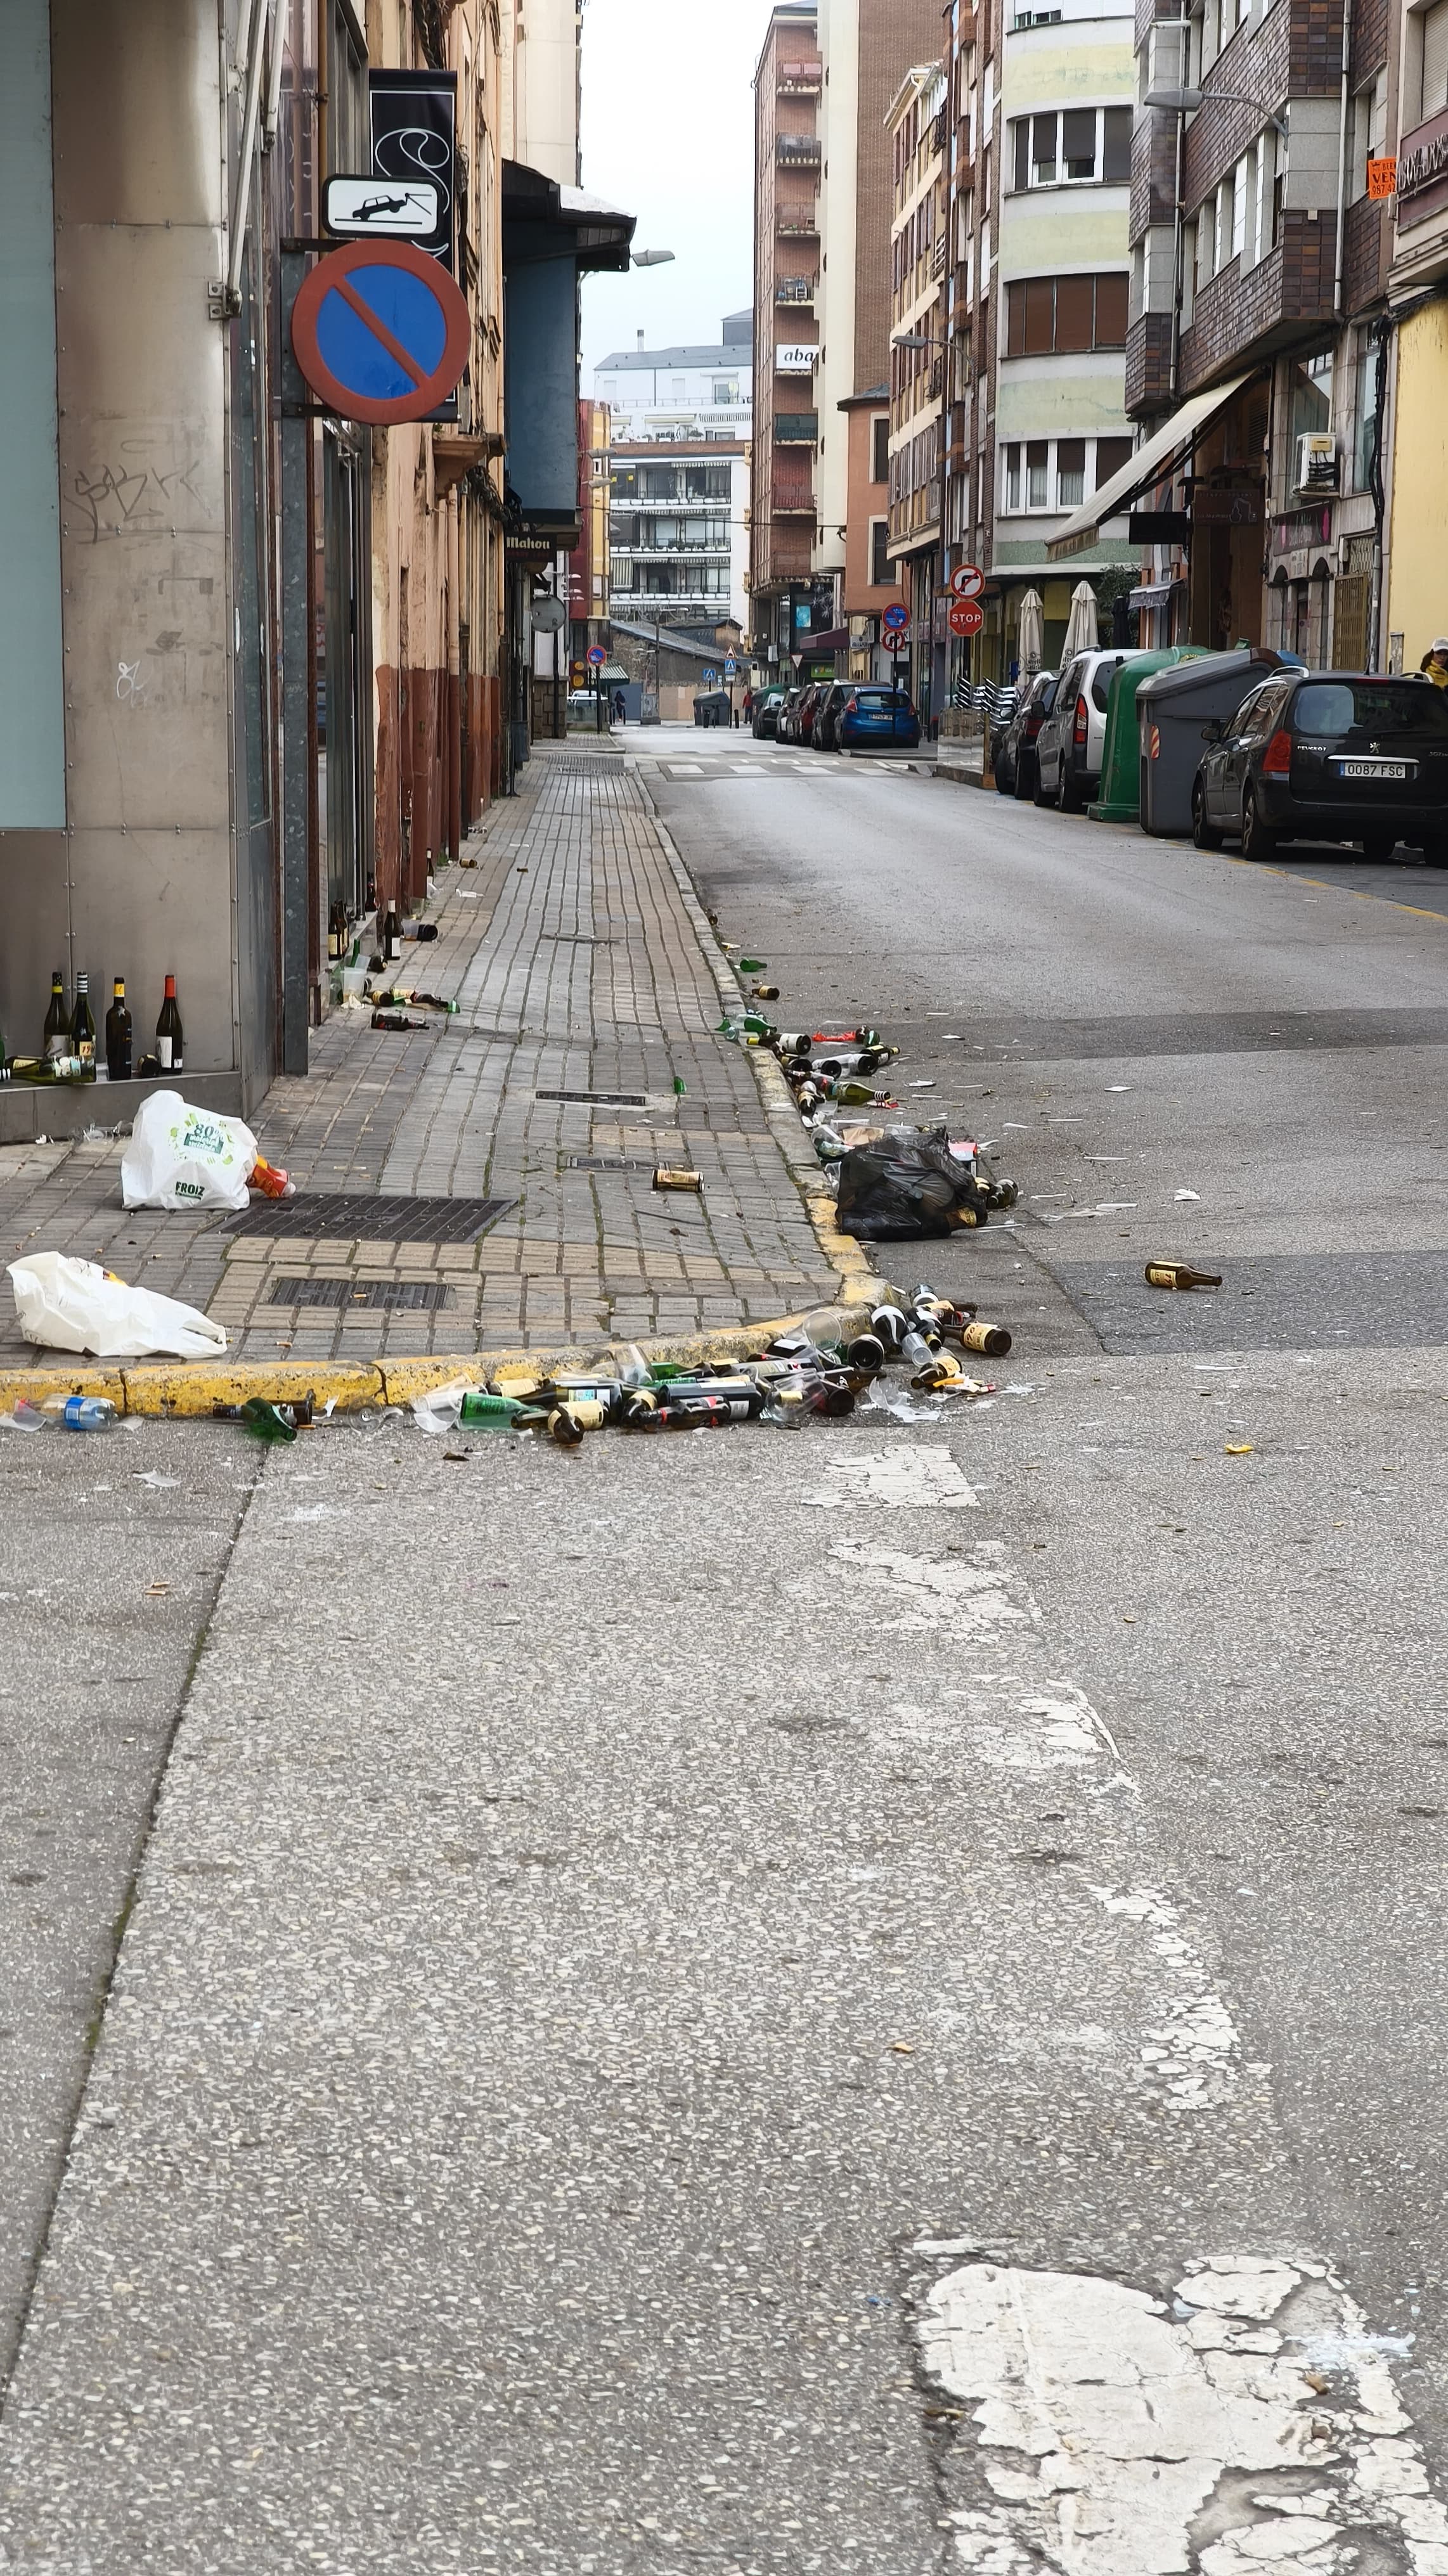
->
[777,210,820,237]
[779,60,822,94]
[775,413,818,443]
[776,276,817,304]
[777,135,822,167]
[771,481,816,515]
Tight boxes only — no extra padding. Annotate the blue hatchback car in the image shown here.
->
[837,685,921,750]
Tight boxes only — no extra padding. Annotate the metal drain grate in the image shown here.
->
[266,1276,456,1311]
[535,1088,647,1107]
[566,1154,655,1173]
[224,1194,514,1244]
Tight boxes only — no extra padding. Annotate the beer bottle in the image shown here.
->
[70,973,96,1074]
[156,974,183,1072]
[962,1318,1012,1356]
[871,1304,908,1351]
[1145,1261,1222,1292]
[105,977,133,1081]
[42,970,67,1061]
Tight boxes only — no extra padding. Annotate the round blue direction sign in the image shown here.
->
[291,240,470,427]
[882,602,909,634]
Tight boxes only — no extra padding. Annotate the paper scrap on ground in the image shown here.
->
[920,2255,1448,2576]
[1175,1187,1201,1200]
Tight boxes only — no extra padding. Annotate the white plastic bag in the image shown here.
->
[120,1091,258,1213]
[8,1253,228,1360]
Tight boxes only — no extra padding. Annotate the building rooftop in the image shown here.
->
[598,317,753,372]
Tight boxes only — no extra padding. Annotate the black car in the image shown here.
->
[1192,671,1448,862]
[751,688,786,740]
[811,681,853,750]
[993,671,1057,799]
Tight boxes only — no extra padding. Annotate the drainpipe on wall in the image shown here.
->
[1170,95,1186,401]
[1332,0,1354,318]
[1366,316,1390,670]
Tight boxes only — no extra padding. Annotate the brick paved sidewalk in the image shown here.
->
[0,746,841,1367]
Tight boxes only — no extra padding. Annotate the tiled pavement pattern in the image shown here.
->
[0,746,840,1367]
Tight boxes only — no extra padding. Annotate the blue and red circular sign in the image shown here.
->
[587,645,607,668]
[291,240,470,427]
[882,602,910,634]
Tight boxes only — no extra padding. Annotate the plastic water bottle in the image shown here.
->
[44,1394,119,1432]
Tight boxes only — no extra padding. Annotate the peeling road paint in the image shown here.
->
[1091,1883,1241,2108]
[919,2255,1448,2575]
[803,1448,979,1509]
[826,1539,1037,1637]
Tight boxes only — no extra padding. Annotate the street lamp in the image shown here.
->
[631,248,676,266]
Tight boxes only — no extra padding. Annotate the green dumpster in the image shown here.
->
[1089,648,1213,823]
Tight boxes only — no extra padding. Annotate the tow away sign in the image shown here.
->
[323,176,442,238]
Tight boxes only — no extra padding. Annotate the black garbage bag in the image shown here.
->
[835,1126,991,1240]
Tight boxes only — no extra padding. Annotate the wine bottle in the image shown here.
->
[156,974,183,1072]
[384,903,403,963]
[42,970,67,1062]
[105,977,133,1081]
[328,900,347,962]
[70,972,96,1074]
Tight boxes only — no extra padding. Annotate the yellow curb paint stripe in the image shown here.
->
[1225,851,1448,926]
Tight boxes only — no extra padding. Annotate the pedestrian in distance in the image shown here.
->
[743,686,754,720]
[614,686,627,724]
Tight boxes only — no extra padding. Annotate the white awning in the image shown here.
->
[1046,373,1253,562]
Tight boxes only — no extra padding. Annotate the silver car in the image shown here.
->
[1033,648,1152,812]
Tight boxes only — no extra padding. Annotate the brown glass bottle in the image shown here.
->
[157,974,183,1072]
[1144,1261,1222,1292]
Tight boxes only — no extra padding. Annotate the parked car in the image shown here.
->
[1034,649,1151,810]
[787,683,825,746]
[993,671,1058,799]
[837,685,922,751]
[1191,669,1448,861]
[811,681,853,750]
[777,687,811,745]
[752,688,787,740]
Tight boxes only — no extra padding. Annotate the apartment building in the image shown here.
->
[609,441,752,633]
[887,64,950,716]
[593,321,753,442]
[813,0,945,666]
[837,388,900,673]
[566,398,612,667]
[1059,0,1393,664]
[749,4,830,676]
[1385,3,1448,671]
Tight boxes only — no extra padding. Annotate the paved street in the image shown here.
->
[5,731,1448,2568]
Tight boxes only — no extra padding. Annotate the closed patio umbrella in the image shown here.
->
[1061,579,1098,660]
[1018,588,1045,674]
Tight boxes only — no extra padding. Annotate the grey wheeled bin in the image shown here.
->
[1137,649,1284,837]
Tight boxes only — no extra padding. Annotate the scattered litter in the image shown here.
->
[1146,1260,1222,1291]
[8,1253,228,1360]
[908,1080,937,1090]
[144,1581,171,1596]
[1107,1084,1132,1092]
[121,1092,258,1213]
[133,1471,180,1489]
[1175,1187,1201,1201]
[652,1165,702,1192]
[1225,1441,1255,1455]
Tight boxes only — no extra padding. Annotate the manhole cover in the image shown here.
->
[224,1194,514,1244]
[266,1277,455,1311]
[535,1089,647,1107]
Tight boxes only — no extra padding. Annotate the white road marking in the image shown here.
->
[803,1448,978,1509]
[827,1540,1035,1637]
[1090,1882,1240,2106]
[919,2257,1448,2576]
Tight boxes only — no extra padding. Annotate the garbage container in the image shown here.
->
[1089,649,1213,822]
[693,690,730,728]
[1135,649,1286,837]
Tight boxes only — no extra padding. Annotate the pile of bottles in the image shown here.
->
[716,1005,1020,1209]
[7,970,184,1086]
[411,1284,1014,1450]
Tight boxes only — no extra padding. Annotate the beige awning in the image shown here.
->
[1046,372,1254,561]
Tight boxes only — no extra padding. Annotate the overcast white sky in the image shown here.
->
[579,0,775,383]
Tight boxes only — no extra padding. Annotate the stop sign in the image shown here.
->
[948,598,985,636]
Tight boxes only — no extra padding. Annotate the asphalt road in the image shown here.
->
[4,733,1448,2569]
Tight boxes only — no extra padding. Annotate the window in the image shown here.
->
[1351,74,1387,198]
[1057,438,1085,506]
[870,517,891,585]
[871,415,890,484]
[1001,434,1135,512]
[1419,0,1448,124]
[1094,436,1134,489]
[1011,105,1134,190]
[1026,439,1049,506]
[1004,273,1129,353]
[1288,349,1333,456]
[1004,442,1022,509]
[1355,325,1382,491]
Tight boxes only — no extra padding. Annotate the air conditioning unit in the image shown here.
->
[1295,432,1340,494]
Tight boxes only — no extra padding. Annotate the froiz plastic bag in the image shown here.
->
[8,1252,228,1360]
[120,1090,259,1213]
[834,1124,991,1240]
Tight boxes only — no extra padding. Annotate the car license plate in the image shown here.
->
[1335,757,1411,780]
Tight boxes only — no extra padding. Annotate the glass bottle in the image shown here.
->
[43,970,67,1062]
[105,977,133,1081]
[157,974,183,1072]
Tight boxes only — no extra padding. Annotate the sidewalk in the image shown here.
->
[0,745,844,1369]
